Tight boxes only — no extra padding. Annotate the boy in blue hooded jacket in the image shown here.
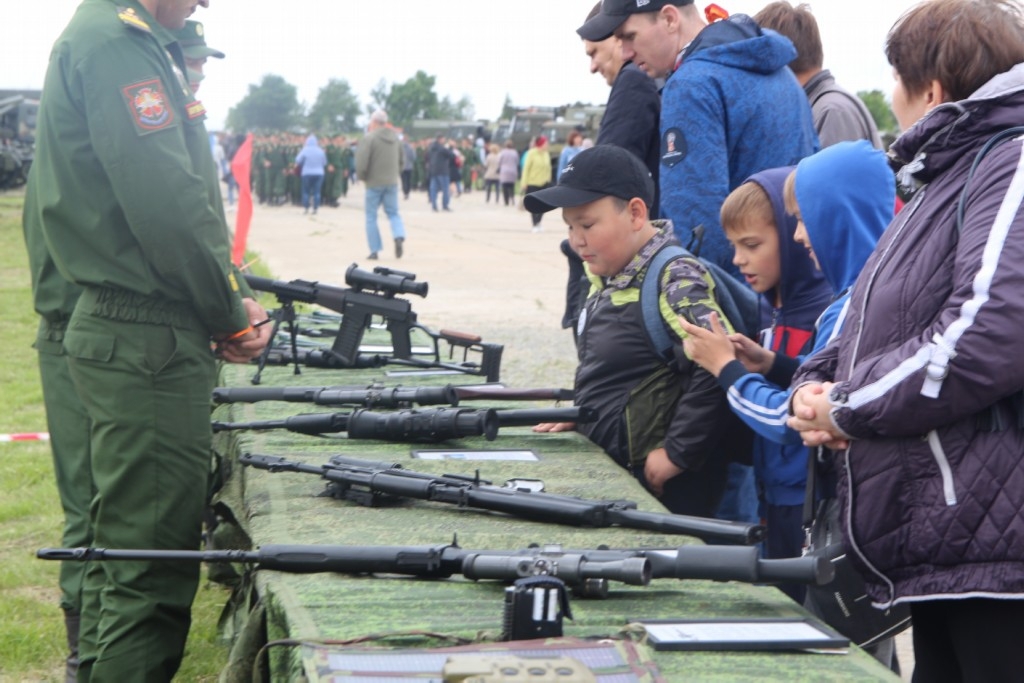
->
[681,140,894,601]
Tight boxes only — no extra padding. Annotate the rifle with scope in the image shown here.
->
[37,539,831,597]
[211,406,595,442]
[211,383,574,409]
[238,453,764,545]
[245,265,503,383]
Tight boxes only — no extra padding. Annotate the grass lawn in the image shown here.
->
[0,190,233,681]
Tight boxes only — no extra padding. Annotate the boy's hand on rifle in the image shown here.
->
[679,311,735,377]
[532,422,576,433]
[644,447,684,497]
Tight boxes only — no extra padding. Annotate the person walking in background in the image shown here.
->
[295,134,327,215]
[449,141,464,198]
[521,135,552,231]
[754,2,884,149]
[400,134,415,199]
[788,2,1024,679]
[426,133,453,212]
[556,130,584,180]
[483,143,501,203]
[497,139,520,207]
[355,109,406,260]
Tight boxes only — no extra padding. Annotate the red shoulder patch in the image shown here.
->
[122,78,176,134]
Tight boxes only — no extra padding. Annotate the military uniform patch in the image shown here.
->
[122,79,176,134]
[117,6,151,32]
[186,100,206,120]
[661,127,687,168]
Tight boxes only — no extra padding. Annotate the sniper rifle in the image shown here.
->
[38,540,831,595]
[245,266,503,383]
[211,383,574,409]
[239,453,763,545]
[211,406,595,442]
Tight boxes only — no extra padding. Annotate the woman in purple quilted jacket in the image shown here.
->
[788,1,1024,680]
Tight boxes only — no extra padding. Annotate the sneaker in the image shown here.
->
[367,252,379,260]
[443,207,453,212]
[395,237,404,259]
[531,226,543,233]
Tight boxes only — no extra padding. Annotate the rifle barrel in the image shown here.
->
[604,507,764,545]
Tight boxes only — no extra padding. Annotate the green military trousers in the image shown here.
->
[36,322,94,615]
[63,302,216,683]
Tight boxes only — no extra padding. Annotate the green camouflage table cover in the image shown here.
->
[212,361,895,682]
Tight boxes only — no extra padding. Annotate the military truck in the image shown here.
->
[407,119,490,143]
[0,90,40,190]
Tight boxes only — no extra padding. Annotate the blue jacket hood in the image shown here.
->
[794,140,894,294]
[745,166,832,338]
[304,135,319,147]
[682,15,797,76]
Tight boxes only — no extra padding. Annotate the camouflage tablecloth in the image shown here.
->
[212,361,895,682]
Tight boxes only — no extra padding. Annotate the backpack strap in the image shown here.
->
[956,126,1024,235]
[641,244,687,363]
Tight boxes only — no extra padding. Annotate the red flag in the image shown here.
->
[231,133,254,266]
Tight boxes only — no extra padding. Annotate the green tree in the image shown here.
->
[226,74,303,132]
[437,95,475,122]
[858,89,898,136]
[383,71,441,130]
[307,78,362,134]
[500,94,516,121]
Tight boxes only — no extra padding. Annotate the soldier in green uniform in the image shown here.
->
[24,1,271,680]
[338,135,353,197]
[22,178,93,681]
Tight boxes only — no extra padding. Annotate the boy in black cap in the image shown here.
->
[529,145,750,517]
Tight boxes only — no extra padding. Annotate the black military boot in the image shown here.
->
[64,610,80,683]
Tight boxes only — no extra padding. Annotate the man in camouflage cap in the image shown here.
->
[171,19,224,92]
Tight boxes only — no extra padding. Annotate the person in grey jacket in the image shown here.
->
[754,2,883,150]
[355,109,405,259]
[789,2,1024,679]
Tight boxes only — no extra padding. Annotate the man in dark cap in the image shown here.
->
[578,0,818,275]
[529,145,750,520]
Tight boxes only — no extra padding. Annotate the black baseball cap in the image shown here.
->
[523,145,654,214]
[577,0,694,42]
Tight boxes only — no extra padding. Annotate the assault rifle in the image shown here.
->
[38,540,831,595]
[239,453,764,545]
[211,406,595,442]
[211,383,574,409]
[245,266,503,383]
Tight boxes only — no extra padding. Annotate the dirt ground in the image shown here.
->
[240,181,578,389]
[239,180,914,679]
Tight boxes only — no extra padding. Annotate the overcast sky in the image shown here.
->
[4,0,922,130]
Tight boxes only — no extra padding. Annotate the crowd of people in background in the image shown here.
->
[21,0,1024,680]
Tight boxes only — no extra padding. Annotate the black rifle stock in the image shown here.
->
[38,541,831,590]
[211,384,574,408]
[240,453,765,545]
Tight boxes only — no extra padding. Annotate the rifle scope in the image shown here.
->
[346,407,499,442]
[346,263,428,298]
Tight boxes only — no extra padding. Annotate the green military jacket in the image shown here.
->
[25,0,249,337]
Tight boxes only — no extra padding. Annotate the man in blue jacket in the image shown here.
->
[579,0,818,275]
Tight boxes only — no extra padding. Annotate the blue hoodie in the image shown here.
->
[716,166,831,507]
[295,135,328,176]
[659,15,818,275]
[717,140,893,506]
